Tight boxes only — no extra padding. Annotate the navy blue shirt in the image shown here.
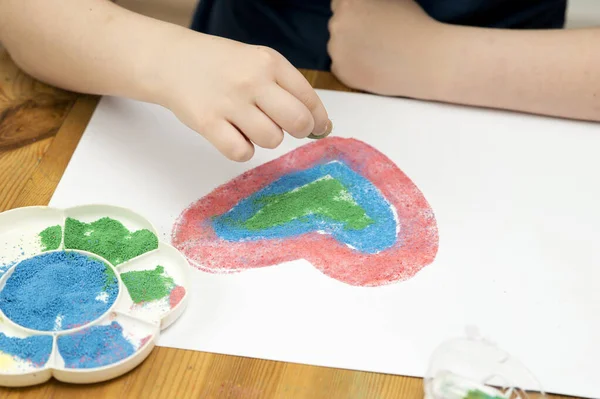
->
[191,0,567,70]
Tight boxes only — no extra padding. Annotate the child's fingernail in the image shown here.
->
[308,119,333,140]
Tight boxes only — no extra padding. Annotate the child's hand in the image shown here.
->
[157,33,332,162]
[1,0,331,162]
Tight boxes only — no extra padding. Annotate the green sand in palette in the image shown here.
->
[120,266,175,303]
[39,225,62,252]
[120,265,186,313]
[62,217,158,265]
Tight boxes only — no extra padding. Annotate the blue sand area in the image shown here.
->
[0,251,119,331]
[57,322,136,369]
[212,160,398,253]
[0,334,53,366]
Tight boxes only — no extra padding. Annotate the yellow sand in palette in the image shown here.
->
[0,352,16,370]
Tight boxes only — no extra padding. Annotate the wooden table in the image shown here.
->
[0,48,576,399]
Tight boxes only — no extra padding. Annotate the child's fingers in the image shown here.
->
[275,61,330,136]
[204,120,255,162]
[229,106,284,149]
[255,85,315,139]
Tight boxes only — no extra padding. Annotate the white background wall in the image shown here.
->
[567,0,600,27]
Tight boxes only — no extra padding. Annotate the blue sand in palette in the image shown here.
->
[0,251,119,331]
[57,322,135,369]
[212,160,398,253]
[0,333,53,366]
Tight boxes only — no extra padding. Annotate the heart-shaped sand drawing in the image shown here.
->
[172,137,438,287]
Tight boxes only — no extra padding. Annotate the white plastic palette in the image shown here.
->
[0,205,190,386]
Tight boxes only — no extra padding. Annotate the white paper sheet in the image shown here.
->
[49,89,600,398]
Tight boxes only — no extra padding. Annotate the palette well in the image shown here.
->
[0,205,190,386]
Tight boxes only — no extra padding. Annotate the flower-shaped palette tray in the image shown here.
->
[0,205,190,386]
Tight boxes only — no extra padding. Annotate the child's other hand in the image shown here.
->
[328,0,442,98]
[156,33,331,162]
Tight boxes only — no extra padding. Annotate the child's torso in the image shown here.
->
[191,0,568,70]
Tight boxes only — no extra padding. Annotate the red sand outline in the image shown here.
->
[172,137,438,287]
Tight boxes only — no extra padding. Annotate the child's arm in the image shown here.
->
[0,0,331,161]
[425,25,600,122]
[328,0,600,122]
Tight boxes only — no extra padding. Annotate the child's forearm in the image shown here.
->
[0,0,180,104]
[430,25,600,121]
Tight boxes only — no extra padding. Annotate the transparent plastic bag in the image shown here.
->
[424,328,546,399]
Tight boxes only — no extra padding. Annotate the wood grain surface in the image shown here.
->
[0,48,577,399]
